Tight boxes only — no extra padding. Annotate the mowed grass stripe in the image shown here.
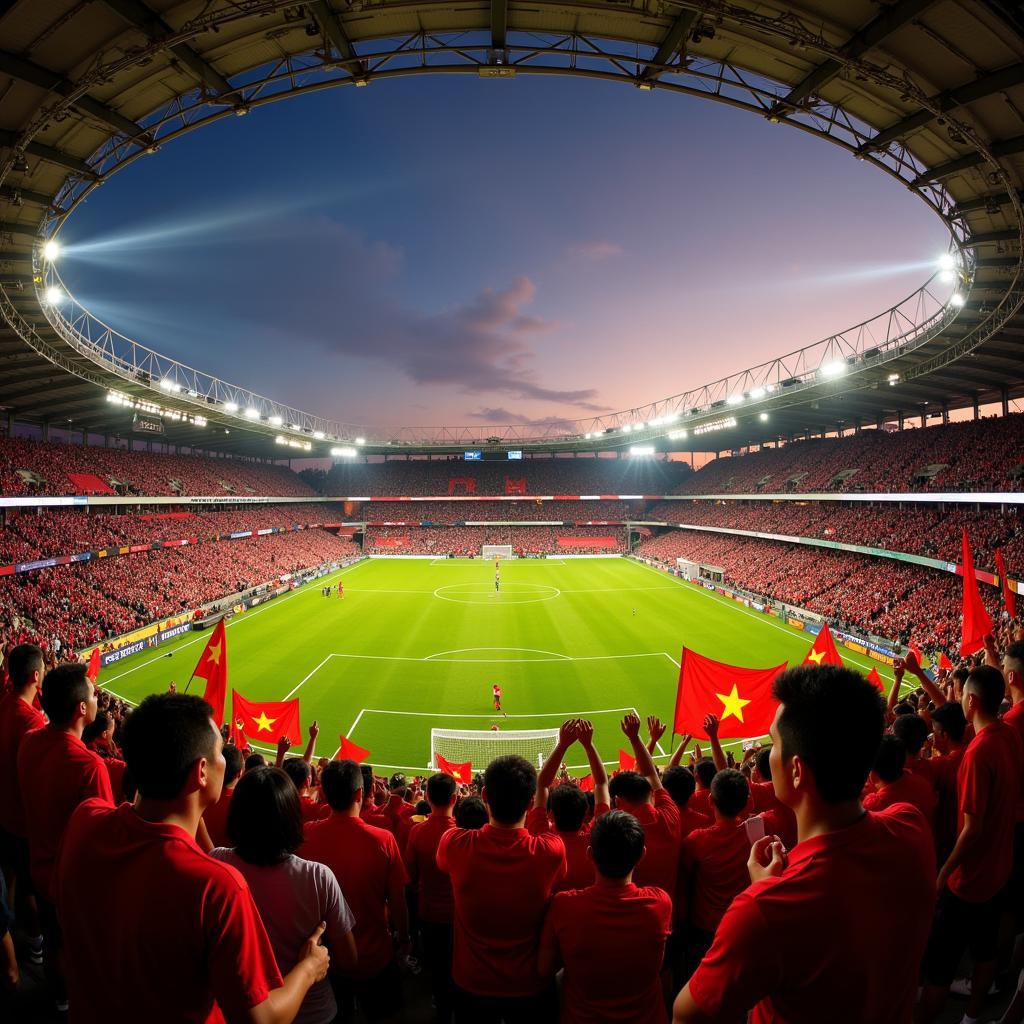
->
[100,557,906,772]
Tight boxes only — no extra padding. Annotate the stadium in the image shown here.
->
[1,0,1023,1022]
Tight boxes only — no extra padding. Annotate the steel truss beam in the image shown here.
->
[308,1,365,81]
[642,8,700,84]
[915,134,1024,184]
[0,131,94,176]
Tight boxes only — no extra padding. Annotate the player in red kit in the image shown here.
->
[492,684,506,718]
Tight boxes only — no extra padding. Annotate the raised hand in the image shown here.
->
[620,712,641,742]
[277,735,292,756]
[577,719,595,748]
[647,715,666,745]
[558,719,578,747]
[703,713,720,739]
[309,720,320,741]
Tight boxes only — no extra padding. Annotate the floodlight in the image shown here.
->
[44,286,64,305]
[244,407,260,419]
[224,401,239,413]
[42,239,60,261]
[950,293,966,307]
[355,437,366,445]
[193,416,207,427]
[313,430,325,440]
[939,270,954,284]
[275,436,287,445]
[331,446,358,457]
[629,445,655,456]
[726,394,744,405]
[937,252,956,271]
[749,387,766,399]
[269,415,283,426]
[759,412,769,421]
[888,373,900,382]
[622,424,633,433]
[820,361,846,378]
[158,378,180,392]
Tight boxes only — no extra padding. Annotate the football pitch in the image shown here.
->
[98,557,903,773]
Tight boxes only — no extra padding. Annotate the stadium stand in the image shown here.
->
[364,525,628,556]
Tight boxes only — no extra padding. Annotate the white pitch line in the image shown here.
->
[282,655,334,701]
[423,646,572,662]
[358,707,635,720]
[100,560,371,685]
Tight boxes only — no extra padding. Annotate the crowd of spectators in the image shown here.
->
[3,639,1023,1023]
[0,436,314,497]
[356,499,637,523]
[0,529,358,656]
[636,528,1006,652]
[645,500,1024,574]
[364,526,627,557]
[675,414,1024,495]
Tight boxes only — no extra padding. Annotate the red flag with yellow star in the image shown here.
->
[231,690,301,746]
[435,752,472,784]
[192,619,228,725]
[803,623,843,667]
[673,647,787,741]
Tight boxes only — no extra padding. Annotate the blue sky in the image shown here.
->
[58,74,949,432]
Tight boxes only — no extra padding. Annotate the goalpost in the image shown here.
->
[482,544,514,560]
[430,727,560,771]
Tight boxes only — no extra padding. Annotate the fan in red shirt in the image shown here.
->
[927,702,970,862]
[405,771,458,1024]
[539,809,673,1024]
[674,664,935,1024]
[202,744,244,848]
[748,748,797,849]
[301,759,410,1022]
[55,692,328,1023]
[919,664,1024,1024]
[437,750,566,1020]
[680,767,754,975]
[862,734,937,828]
[0,643,45,959]
[608,713,681,904]
[528,719,611,892]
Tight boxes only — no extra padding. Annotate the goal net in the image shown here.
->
[430,727,560,771]
[482,544,513,560]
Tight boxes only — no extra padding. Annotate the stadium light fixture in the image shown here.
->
[937,252,956,271]
[313,430,325,441]
[355,437,366,445]
[668,429,688,440]
[629,445,655,456]
[939,270,955,284]
[726,394,744,405]
[330,446,358,457]
[244,407,260,420]
[820,361,846,378]
[759,412,769,421]
[950,293,966,307]
[193,416,207,427]
[42,239,60,261]
[269,415,283,426]
[159,378,181,393]
[224,401,238,413]
[749,387,766,399]
[622,424,633,433]
[888,373,900,383]
[44,285,64,305]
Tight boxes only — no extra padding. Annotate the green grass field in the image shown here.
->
[99,557,905,773]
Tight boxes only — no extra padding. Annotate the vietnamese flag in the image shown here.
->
[938,652,954,672]
[867,667,885,691]
[192,619,228,725]
[674,647,787,740]
[578,774,595,793]
[908,642,924,668]
[960,529,994,656]
[618,749,637,772]
[435,753,472,784]
[803,623,843,667]
[232,690,301,746]
[85,648,101,684]
[996,547,1017,619]
[336,735,371,763]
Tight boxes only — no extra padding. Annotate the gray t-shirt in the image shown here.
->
[210,849,355,1024]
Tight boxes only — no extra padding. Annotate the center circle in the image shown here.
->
[433,582,561,606]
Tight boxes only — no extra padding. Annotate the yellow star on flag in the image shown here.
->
[716,685,752,723]
[206,641,223,666]
[253,711,277,733]
[807,648,825,664]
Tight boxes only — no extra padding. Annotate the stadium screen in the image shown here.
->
[507,450,523,460]
[464,450,482,461]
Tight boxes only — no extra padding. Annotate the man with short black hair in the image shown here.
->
[405,771,458,1024]
[680,765,753,974]
[673,664,934,1023]
[690,760,717,818]
[302,760,410,1023]
[539,810,672,1023]
[918,664,1024,1023]
[56,692,327,1021]
[438,753,566,1022]
[864,734,937,826]
[0,643,45,963]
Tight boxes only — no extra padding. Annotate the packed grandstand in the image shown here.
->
[6,0,1024,1022]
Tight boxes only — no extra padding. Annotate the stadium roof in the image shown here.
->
[0,0,1022,457]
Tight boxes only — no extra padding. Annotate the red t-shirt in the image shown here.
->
[404,812,456,923]
[1001,700,1024,821]
[0,692,44,836]
[951,719,1024,902]
[681,819,753,932]
[749,780,797,849]
[625,789,682,903]
[931,746,966,861]
[863,772,937,827]
[690,789,712,818]
[55,800,282,1023]
[17,727,114,898]
[437,806,566,997]
[202,786,235,850]
[302,812,408,977]
[671,805,712,925]
[687,805,935,1024]
[540,882,672,1023]
[528,801,610,893]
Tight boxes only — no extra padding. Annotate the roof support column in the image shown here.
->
[1002,387,1010,417]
